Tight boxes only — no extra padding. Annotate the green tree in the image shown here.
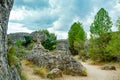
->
[105,32,120,61]
[90,8,112,38]
[24,35,32,45]
[116,17,120,31]
[42,30,56,50]
[68,22,86,55]
[89,8,112,61]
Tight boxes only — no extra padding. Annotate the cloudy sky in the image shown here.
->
[8,0,120,39]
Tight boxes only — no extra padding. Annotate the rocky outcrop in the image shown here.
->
[0,0,21,80]
[47,68,62,79]
[30,30,47,43]
[26,40,86,77]
[8,32,29,44]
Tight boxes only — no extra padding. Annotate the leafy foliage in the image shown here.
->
[90,8,112,37]
[116,17,120,31]
[8,46,19,66]
[24,35,32,46]
[68,22,86,55]
[42,30,57,50]
[105,32,120,59]
[16,40,22,48]
[89,8,113,61]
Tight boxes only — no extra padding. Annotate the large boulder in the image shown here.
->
[26,41,86,77]
[0,0,21,80]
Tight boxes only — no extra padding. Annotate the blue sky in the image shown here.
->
[8,0,120,39]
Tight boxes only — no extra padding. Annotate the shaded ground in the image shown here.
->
[22,60,120,80]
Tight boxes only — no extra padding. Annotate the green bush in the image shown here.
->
[42,30,56,50]
[16,40,22,48]
[8,46,19,66]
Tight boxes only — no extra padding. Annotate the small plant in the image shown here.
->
[27,41,34,50]
[8,46,19,66]
[81,68,87,76]
[16,40,23,48]
[33,66,48,78]
[22,60,34,67]
[21,71,27,80]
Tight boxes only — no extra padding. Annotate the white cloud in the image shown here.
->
[8,22,33,34]
[10,6,52,22]
[48,27,68,39]
[10,6,26,21]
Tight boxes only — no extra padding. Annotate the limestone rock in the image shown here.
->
[47,68,62,79]
[30,30,47,43]
[0,0,21,80]
[101,65,116,70]
[8,32,29,44]
[26,41,86,76]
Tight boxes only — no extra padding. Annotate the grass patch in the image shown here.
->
[33,66,48,78]
[81,68,87,76]
[22,60,34,67]
[21,71,28,80]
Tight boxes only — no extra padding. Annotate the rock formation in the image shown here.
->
[8,32,29,44]
[26,40,86,77]
[0,0,21,80]
[30,30,47,43]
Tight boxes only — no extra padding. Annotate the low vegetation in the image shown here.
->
[42,30,57,50]
[33,66,48,78]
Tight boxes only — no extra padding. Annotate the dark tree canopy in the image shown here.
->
[42,30,57,50]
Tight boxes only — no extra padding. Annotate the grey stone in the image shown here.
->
[0,0,21,80]
[26,41,86,76]
[8,32,29,44]
[30,30,47,43]
[47,68,62,79]
[101,65,116,70]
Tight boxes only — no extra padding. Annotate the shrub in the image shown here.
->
[16,40,22,48]
[81,68,87,76]
[21,71,27,80]
[33,66,48,78]
[8,46,19,66]
[42,30,56,50]
[24,35,32,46]
[27,41,34,50]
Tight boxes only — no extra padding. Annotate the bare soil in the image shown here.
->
[22,60,120,80]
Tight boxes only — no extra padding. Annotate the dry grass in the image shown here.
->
[22,60,34,67]
[33,66,48,78]
[21,71,28,80]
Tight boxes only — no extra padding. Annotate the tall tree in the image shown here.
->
[116,17,120,31]
[68,22,86,55]
[89,8,113,61]
[90,8,112,37]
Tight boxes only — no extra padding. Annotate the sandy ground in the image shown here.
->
[22,60,120,80]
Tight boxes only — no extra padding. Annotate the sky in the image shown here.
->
[8,0,120,39]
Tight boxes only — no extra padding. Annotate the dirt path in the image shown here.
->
[22,60,120,80]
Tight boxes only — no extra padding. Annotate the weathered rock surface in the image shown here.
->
[101,65,116,70]
[26,40,86,76]
[30,30,47,43]
[0,0,21,80]
[8,32,29,44]
[47,68,62,79]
